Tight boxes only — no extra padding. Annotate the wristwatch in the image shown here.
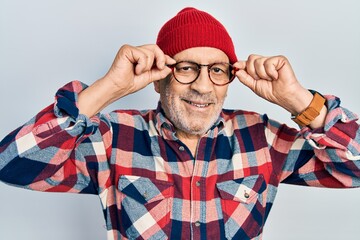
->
[291,90,326,127]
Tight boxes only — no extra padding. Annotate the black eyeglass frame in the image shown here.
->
[167,61,239,86]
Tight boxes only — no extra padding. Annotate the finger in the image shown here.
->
[264,58,279,80]
[141,44,168,70]
[233,60,246,70]
[121,45,149,75]
[254,58,273,81]
[246,54,262,80]
[165,55,176,65]
[264,56,288,80]
[141,45,176,71]
[136,66,172,86]
[149,67,172,83]
[235,69,256,91]
[134,47,154,75]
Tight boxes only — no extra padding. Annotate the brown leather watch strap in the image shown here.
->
[291,91,326,127]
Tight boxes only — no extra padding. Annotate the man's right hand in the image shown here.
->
[78,44,175,117]
[105,44,175,97]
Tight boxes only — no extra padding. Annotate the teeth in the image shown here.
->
[184,99,210,108]
[193,103,209,108]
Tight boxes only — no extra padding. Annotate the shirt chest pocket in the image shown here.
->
[118,175,174,239]
[216,174,267,240]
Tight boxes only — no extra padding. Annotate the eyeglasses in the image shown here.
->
[167,61,239,86]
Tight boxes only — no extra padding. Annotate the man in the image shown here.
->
[0,7,359,240]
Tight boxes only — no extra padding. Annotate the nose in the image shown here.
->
[190,66,213,94]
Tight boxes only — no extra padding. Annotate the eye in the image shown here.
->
[211,67,224,74]
[178,66,193,71]
[210,63,231,75]
[175,62,198,73]
[210,64,227,75]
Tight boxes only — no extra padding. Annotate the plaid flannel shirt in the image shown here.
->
[1,81,360,240]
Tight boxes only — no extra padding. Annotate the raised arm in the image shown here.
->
[78,44,175,117]
[234,55,327,129]
[234,54,360,187]
[0,44,174,194]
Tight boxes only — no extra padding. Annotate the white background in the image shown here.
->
[0,0,359,239]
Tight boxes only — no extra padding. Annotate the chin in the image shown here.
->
[182,122,213,136]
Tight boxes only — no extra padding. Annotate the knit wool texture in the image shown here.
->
[156,7,237,63]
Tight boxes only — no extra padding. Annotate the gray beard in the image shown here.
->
[161,84,224,136]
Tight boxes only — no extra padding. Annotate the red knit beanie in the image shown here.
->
[156,7,237,63]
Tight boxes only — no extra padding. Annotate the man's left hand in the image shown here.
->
[234,54,313,115]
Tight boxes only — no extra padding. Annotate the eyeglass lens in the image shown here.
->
[173,61,234,86]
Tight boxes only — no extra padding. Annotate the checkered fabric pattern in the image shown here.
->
[1,81,359,239]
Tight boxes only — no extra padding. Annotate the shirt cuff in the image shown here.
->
[53,80,100,138]
[301,95,360,157]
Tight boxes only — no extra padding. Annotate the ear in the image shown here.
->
[153,80,160,93]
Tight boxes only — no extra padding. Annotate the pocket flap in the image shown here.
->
[216,175,266,203]
[118,175,173,204]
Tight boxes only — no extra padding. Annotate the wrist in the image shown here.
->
[291,90,326,127]
[286,89,314,115]
[276,88,313,116]
[78,77,123,117]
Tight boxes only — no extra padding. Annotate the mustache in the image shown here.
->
[179,90,217,103]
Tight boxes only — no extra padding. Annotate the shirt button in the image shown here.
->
[179,146,185,151]
[244,192,250,199]
[196,181,201,187]
[195,221,201,227]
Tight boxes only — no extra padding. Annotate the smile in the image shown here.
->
[182,99,212,108]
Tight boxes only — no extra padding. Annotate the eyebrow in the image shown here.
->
[174,59,230,64]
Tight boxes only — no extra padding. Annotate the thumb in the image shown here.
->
[236,69,255,91]
[148,66,172,83]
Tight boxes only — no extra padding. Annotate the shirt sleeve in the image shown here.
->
[0,81,113,194]
[266,95,360,188]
